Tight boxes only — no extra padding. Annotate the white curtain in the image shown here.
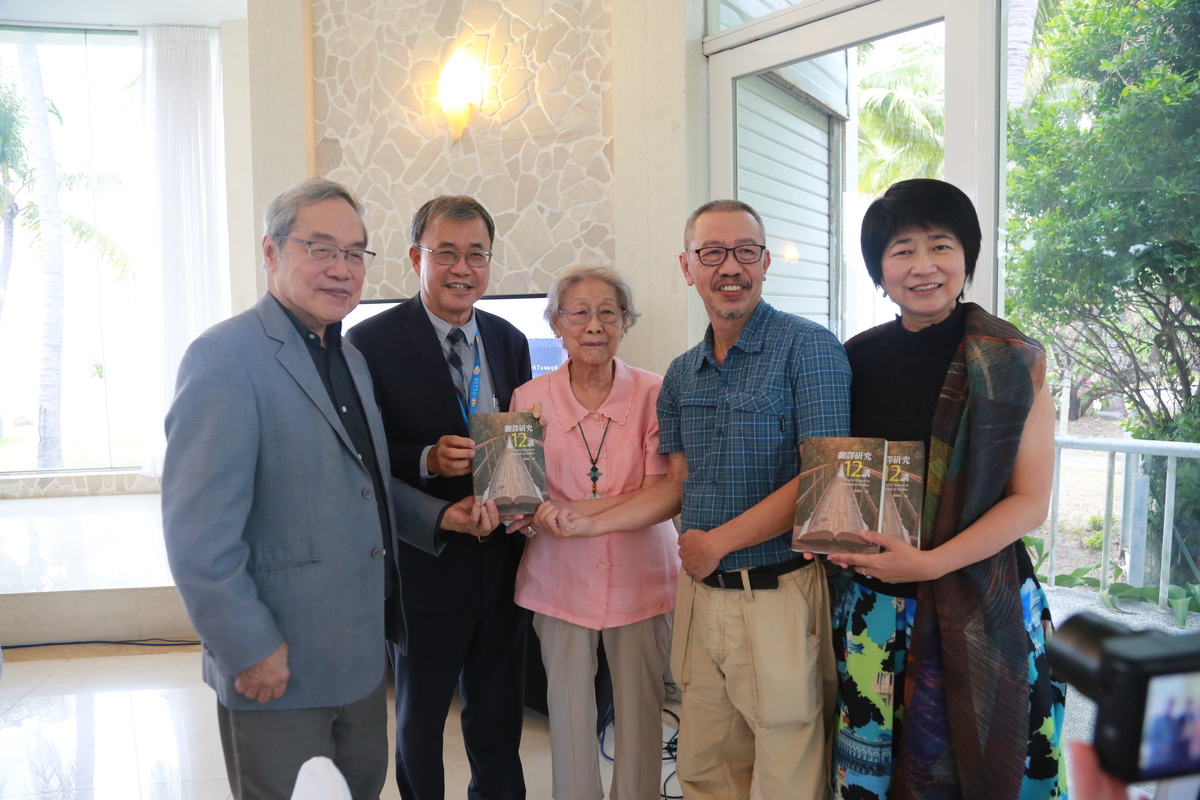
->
[139,26,229,476]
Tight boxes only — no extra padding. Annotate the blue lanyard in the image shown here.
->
[457,333,482,426]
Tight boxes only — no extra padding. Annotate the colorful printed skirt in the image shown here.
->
[830,576,1067,799]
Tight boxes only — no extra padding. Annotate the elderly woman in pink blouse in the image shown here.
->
[508,265,680,800]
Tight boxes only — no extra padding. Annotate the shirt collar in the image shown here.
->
[548,357,637,432]
[422,296,477,343]
[273,294,341,349]
[690,299,773,371]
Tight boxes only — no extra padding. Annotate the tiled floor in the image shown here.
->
[0,494,680,798]
[0,651,228,799]
[0,649,679,800]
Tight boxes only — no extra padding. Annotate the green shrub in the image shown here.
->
[1128,402,1200,588]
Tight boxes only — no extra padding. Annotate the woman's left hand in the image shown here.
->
[830,530,944,584]
[534,502,598,538]
[521,401,548,427]
[503,513,537,536]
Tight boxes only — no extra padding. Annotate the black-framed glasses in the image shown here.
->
[691,244,767,267]
[558,308,623,327]
[414,244,492,268]
[279,236,375,269]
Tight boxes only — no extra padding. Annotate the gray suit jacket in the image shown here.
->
[162,293,446,711]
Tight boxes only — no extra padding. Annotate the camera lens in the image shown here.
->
[1048,612,1131,701]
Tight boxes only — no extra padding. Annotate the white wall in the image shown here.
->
[611,0,709,375]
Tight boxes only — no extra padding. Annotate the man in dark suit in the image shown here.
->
[347,196,532,800]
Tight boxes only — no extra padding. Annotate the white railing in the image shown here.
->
[1049,435,1200,609]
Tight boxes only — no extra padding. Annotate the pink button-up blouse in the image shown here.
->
[512,358,680,630]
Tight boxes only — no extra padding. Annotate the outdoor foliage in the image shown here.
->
[0,79,29,326]
[1006,0,1200,576]
[0,49,132,469]
[1129,401,1200,573]
[1025,532,1200,626]
[856,36,945,195]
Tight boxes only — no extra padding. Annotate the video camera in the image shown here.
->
[1049,612,1200,782]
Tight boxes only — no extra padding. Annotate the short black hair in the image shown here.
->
[860,179,981,288]
[410,195,496,249]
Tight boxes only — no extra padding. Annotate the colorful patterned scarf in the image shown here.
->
[893,303,1046,800]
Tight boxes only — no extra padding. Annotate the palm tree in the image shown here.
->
[0,79,29,327]
[1007,0,1066,107]
[2,50,131,465]
[18,42,66,469]
[1007,0,1041,104]
[856,36,945,195]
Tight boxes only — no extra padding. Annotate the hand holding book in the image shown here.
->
[428,434,476,477]
[520,400,549,427]
[441,496,503,538]
[827,530,943,584]
[791,437,925,559]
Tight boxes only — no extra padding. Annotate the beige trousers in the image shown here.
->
[671,563,837,800]
[534,612,671,800]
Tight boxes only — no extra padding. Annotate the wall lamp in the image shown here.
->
[439,46,484,140]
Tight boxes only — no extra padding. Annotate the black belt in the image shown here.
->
[700,554,812,590]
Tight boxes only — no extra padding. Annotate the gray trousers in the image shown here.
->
[534,612,671,800]
[216,677,388,800]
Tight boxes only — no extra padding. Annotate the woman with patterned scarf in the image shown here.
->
[826,179,1066,799]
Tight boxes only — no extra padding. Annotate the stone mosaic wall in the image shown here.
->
[0,472,160,500]
[312,0,615,299]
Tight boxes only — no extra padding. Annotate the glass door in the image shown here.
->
[734,57,846,331]
[708,0,1002,338]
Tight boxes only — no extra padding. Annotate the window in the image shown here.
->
[0,28,147,471]
[736,57,847,331]
[710,7,945,338]
[1003,0,1200,582]
[710,0,806,33]
[1003,0,1200,430]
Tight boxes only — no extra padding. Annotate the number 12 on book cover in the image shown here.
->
[790,437,925,556]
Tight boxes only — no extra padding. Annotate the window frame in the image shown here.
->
[706,0,1005,327]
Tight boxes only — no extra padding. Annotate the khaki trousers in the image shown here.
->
[671,563,836,800]
[534,612,671,800]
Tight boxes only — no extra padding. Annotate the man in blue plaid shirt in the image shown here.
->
[660,199,851,800]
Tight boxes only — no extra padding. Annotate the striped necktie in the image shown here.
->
[446,327,468,403]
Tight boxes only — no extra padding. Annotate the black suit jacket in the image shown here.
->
[348,296,533,620]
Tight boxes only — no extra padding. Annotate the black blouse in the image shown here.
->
[845,303,967,599]
[844,302,1036,599]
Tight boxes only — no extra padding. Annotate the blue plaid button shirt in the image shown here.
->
[658,301,851,571]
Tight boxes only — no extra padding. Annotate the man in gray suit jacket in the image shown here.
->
[163,179,500,800]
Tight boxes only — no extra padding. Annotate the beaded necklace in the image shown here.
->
[577,417,612,499]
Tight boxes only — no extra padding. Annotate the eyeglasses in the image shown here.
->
[690,244,767,267]
[558,308,623,326]
[279,236,375,269]
[414,245,492,268]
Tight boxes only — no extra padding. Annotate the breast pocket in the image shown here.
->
[678,390,717,455]
[724,389,792,469]
[725,389,788,431]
